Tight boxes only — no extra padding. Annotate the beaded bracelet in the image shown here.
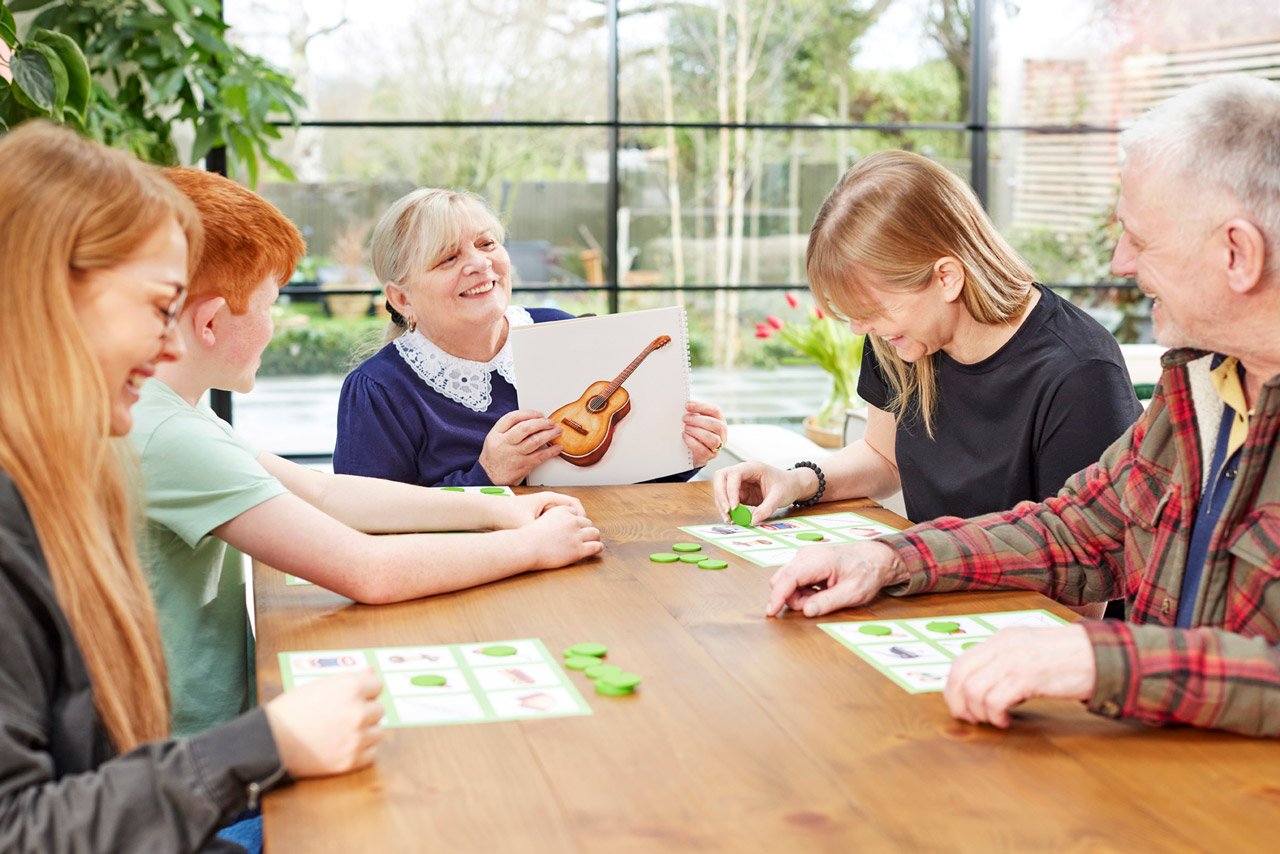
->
[790,460,826,508]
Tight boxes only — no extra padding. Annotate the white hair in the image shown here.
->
[368,187,506,345]
[1121,75,1280,274]
[370,187,505,287]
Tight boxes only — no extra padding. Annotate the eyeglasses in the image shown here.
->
[160,285,187,335]
[77,266,188,336]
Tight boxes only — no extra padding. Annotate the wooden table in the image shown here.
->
[255,483,1280,852]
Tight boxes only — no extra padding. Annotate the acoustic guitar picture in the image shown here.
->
[548,335,672,466]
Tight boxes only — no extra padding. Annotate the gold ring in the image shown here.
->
[712,438,724,452]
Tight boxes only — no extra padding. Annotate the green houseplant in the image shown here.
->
[0,0,301,183]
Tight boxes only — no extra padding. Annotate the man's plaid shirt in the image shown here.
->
[880,348,1280,736]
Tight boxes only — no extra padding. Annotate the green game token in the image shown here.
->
[796,531,825,542]
[479,486,507,495]
[410,674,448,687]
[598,672,642,691]
[697,558,728,570]
[564,655,601,671]
[671,542,702,553]
[440,486,465,492]
[678,554,706,563]
[858,624,893,637]
[478,644,518,657]
[595,681,634,696]
[649,552,680,563]
[584,663,624,681]
[729,504,753,527]
[926,620,961,634]
[567,642,608,658]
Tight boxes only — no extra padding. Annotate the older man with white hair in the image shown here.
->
[765,75,1280,737]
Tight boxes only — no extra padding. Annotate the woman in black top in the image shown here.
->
[715,151,1140,617]
[0,123,383,852]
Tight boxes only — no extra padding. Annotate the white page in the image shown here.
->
[511,306,692,486]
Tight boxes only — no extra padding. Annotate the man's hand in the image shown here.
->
[765,541,905,617]
[944,624,1096,728]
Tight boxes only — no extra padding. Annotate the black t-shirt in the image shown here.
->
[857,284,1142,523]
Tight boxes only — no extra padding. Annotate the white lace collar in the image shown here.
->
[394,306,534,412]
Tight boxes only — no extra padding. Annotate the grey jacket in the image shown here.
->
[0,471,286,852]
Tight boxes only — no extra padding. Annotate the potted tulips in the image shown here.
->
[755,292,864,447]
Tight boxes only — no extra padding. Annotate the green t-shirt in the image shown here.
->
[130,379,287,737]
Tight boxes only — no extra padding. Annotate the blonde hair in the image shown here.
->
[0,122,203,751]
[806,150,1036,435]
[369,187,505,346]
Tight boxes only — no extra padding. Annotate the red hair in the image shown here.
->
[162,168,305,313]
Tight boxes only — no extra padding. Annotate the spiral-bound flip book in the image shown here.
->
[510,305,694,486]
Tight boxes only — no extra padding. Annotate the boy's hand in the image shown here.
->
[495,491,587,529]
[520,505,603,569]
[479,409,564,486]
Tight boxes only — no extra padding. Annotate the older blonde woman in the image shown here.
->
[335,188,727,487]
[716,151,1141,621]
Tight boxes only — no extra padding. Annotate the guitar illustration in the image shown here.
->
[548,335,672,466]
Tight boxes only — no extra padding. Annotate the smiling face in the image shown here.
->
[393,219,513,352]
[1111,158,1220,351]
[71,217,188,435]
[844,265,967,363]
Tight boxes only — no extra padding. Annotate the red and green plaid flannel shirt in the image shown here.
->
[880,348,1280,737]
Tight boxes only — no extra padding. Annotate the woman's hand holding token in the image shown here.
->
[265,670,385,778]
[683,399,728,468]
[713,461,812,526]
[479,409,564,485]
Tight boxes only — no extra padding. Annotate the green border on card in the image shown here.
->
[277,638,592,729]
[818,609,1067,695]
[678,510,897,567]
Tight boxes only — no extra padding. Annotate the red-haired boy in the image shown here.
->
[130,168,601,736]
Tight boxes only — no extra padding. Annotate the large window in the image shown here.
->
[222,0,1280,456]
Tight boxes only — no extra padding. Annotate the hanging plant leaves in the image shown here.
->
[29,28,90,120]
[10,45,64,113]
[0,6,18,47]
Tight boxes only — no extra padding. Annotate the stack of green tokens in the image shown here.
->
[563,643,642,697]
[594,671,641,696]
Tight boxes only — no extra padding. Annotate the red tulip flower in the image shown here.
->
[785,292,799,308]
[766,315,783,330]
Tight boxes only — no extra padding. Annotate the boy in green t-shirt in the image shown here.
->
[133,168,602,736]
